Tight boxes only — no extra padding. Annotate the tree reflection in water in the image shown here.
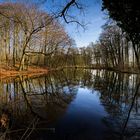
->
[0,70,78,140]
[0,69,140,140]
[96,71,140,140]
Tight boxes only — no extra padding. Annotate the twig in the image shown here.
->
[19,116,38,140]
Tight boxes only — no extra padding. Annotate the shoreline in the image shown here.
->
[0,66,48,79]
[0,65,139,80]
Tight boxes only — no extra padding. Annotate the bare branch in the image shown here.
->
[60,0,76,17]
[57,0,85,27]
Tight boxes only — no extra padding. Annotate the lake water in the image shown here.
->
[0,69,140,140]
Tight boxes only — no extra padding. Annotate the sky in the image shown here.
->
[44,0,107,48]
[64,0,106,47]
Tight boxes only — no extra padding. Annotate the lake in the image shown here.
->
[0,69,140,140]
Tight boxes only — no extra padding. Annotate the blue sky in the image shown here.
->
[44,0,106,47]
[64,0,106,47]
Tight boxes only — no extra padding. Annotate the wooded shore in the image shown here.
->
[0,64,139,80]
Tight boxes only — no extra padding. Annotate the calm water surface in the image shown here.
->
[0,69,140,140]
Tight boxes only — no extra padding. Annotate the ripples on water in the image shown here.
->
[0,69,140,140]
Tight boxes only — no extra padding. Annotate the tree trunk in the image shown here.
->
[132,41,140,71]
[19,53,25,71]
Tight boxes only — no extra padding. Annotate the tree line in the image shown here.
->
[55,22,139,72]
[0,1,139,73]
[0,2,74,71]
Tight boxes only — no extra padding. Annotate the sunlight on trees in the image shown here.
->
[0,2,73,71]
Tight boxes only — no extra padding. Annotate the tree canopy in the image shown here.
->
[102,0,140,44]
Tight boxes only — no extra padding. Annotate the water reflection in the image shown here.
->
[0,69,140,140]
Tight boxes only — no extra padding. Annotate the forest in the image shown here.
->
[0,1,140,140]
[0,0,139,76]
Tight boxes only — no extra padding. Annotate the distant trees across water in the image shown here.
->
[0,1,139,73]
